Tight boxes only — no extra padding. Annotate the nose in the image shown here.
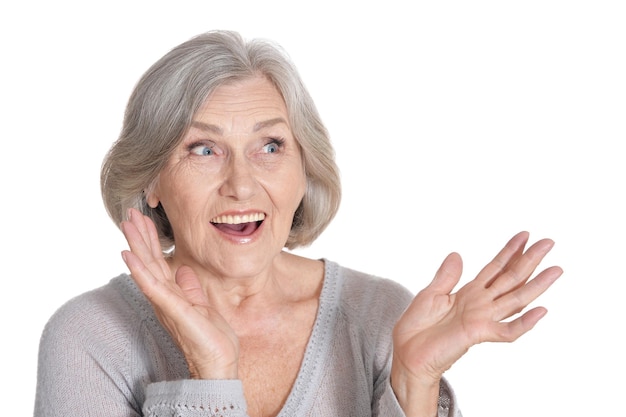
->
[218,154,259,201]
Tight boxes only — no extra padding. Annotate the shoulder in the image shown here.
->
[326,260,414,327]
[43,275,142,331]
[38,274,160,359]
[35,275,188,413]
[321,261,414,375]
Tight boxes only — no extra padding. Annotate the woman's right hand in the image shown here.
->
[120,208,239,380]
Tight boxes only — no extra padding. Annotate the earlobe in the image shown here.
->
[146,192,160,208]
[145,179,160,208]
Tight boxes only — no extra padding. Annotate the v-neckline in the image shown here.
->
[275,259,341,416]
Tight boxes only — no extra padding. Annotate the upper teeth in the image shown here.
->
[210,213,266,224]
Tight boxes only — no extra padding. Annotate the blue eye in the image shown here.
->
[263,143,278,153]
[190,144,214,156]
[262,138,285,154]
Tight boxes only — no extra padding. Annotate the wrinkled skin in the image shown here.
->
[390,231,561,416]
[120,77,562,417]
[122,213,561,416]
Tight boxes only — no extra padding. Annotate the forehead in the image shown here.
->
[195,76,289,123]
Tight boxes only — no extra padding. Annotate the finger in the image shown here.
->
[493,265,563,321]
[121,249,161,300]
[132,209,172,279]
[491,306,549,342]
[121,209,170,281]
[120,219,149,260]
[127,208,163,262]
[488,238,555,296]
[123,208,150,248]
[175,266,210,308]
[476,231,529,287]
[121,219,160,276]
[395,253,463,336]
[121,249,192,317]
[427,252,463,294]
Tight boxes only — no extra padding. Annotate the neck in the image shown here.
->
[166,251,306,314]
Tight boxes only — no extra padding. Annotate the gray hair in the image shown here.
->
[101,30,341,250]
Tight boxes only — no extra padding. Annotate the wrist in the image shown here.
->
[188,359,239,380]
[390,357,441,417]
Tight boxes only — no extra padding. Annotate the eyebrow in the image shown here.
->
[253,117,289,132]
[190,121,223,135]
[190,117,289,135]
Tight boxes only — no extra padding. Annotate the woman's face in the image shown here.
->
[147,76,306,278]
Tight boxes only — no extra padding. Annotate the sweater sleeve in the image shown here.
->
[34,317,249,417]
[143,380,248,417]
[33,289,251,417]
[374,378,463,417]
[34,297,143,417]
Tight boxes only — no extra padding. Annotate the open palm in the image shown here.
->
[392,232,562,383]
[121,208,240,379]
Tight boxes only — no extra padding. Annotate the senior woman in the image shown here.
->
[34,30,561,417]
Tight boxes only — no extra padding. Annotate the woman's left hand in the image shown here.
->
[390,231,562,416]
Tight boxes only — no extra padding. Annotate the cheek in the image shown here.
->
[286,172,307,211]
[157,174,207,221]
[263,172,305,212]
[288,157,307,198]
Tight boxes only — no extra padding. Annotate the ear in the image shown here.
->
[145,177,161,208]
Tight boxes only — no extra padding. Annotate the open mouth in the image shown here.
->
[210,213,265,236]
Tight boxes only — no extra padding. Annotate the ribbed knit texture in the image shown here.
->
[34,260,461,416]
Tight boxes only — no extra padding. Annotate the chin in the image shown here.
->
[210,246,282,278]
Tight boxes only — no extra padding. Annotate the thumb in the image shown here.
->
[175,266,209,307]
[427,252,463,294]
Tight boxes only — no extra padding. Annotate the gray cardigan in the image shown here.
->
[34,260,461,416]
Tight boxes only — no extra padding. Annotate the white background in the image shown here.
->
[1,1,624,416]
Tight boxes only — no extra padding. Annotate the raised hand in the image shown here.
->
[120,208,239,379]
[390,232,562,416]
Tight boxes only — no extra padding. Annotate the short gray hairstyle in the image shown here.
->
[101,30,341,250]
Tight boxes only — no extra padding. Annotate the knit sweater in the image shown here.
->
[34,260,461,416]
